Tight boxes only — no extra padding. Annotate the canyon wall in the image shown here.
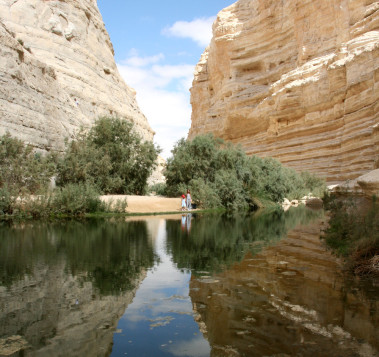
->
[189,0,379,183]
[0,0,153,151]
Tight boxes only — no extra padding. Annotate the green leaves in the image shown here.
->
[164,134,326,210]
[56,117,160,195]
[0,132,55,196]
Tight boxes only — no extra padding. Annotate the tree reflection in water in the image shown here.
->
[0,219,155,295]
[166,206,323,274]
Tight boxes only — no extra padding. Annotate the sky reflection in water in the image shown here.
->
[0,208,378,356]
[111,216,210,357]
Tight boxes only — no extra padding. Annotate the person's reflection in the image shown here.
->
[181,214,186,232]
[186,213,192,232]
[181,213,192,233]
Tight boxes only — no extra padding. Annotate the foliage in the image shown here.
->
[5,183,107,218]
[0,186,13,215]
[164,134,326,210]
[183,178,220,209]
[323,195,379,276]
[51,182,105,216]
[0,133,56,196]
[0,133,56,215]
[56,117,160,195]
[147,182,167,196]
[104,197,128,214]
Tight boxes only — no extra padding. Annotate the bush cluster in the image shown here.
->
[56,117,160,195]
[323,195,379,276]
[164,134,326,210]
[15,183,109,218]
[0,117,159,217]
[0,133,56,215]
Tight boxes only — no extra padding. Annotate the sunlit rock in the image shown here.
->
[0,0,154,152]
[189,0,379,184]
[332,168,379,197]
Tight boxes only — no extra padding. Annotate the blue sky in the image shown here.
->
[97,0,235,158]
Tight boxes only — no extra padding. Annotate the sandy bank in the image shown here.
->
[100,195,182,214]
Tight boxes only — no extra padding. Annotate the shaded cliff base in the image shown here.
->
[323,171,379,278]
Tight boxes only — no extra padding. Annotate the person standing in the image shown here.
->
[186,189,192,211]
[181,194,186,211]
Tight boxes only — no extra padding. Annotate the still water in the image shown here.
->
[0,208,378,357]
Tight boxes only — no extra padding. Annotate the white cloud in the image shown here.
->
[162,17,215,47]
[117,51,195,159]
[167,337,210,357]
[122,51,165,67]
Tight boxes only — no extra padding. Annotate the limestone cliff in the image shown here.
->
[0,0,153,151]
[189,0,379,183]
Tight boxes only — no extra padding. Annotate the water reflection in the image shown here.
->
[166,207,323,274]
[181,213,192,233]
[0,219,155,295]
[188,220,379,356]
[0,219,155,356]
[0,208,377,357]
[111,217,210,357]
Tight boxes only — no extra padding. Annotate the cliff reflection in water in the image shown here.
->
[0,219,155,356]
[0,209,378,357]
[185,213,379,356]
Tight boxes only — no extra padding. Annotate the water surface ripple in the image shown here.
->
[0,208,377,356]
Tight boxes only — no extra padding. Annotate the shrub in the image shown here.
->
[0,133,56,196]
[213,170,248,210]
[147,182,167,196]
[164,135,224,196]
[20,194,53,219]
[323,195,379,276]
[182,178,221,209]
[0,186,13,215]
[52,182,105,215]
[103,197,128,213]
[56,117,160,195]
[165,134,325,210]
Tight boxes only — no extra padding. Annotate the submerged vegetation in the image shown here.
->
[164,134,326,210]
[323,195,379,277]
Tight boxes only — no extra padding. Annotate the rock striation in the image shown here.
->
[189,0,379,183]
[0,0,153,151]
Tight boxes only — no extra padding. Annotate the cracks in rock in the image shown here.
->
[10,0,21,8]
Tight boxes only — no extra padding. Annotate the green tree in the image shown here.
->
[0,133,55,214]
[56,117,160,194]
[164,134,325,210]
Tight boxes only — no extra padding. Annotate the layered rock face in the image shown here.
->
[0,0,153,151]
[189,0,379,183]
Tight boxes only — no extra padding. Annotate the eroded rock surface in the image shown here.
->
[0,0,153,151]
[189,0,379,183]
